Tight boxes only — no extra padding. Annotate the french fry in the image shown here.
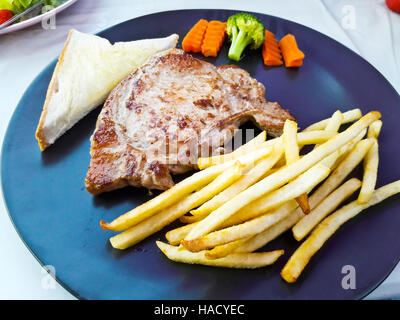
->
[311,110,343,154]
[166,222,199,246]
[261,130,338,157]
[283,120,309,214]
[228,154,343,255]
[354,127,367,141]
[304,108,362,131]
[367,120,382,139]
[110,163,244,249]
[232,136,374,254]
[295,112,342,214]
[227,142,273,167]
[281,180,400,283]
[198,130,335,171]
[292,178,362,241]
[183,165,329,252]
[295,194,311,214]
[179,214,203,224]
[295,130,337,145]
[216,145,345,227]
[157,241,284,269]
[205,200,298,259]
[283,120,299,165]
[311,112,342,173]
[319,150,340,168]
[310,139,374,209]
[182,111,380,241]
[324,110,344,133]
[358,140,379,204]
[222,164,330,226]
[102,145,272,231]
[101,162,229,231]
[205,237,251,260]
[182,164,330,251]
[231,137,375,254]
[190,142,284,217]
[235,203,303,253]
[331,129,367,170]
[185,162,327,252]
[208,136,376,257]
[197,131,266,169]
[358,121,382,204]
[309,111,343,170]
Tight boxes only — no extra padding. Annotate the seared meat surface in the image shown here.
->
[85,49,294,194]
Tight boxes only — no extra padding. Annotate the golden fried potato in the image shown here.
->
[281,180,400,283]
[157,241,284,269]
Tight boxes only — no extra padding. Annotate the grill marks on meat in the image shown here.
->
[85,49,294,194]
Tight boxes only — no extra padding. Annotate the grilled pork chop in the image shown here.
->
[85,49,294,194]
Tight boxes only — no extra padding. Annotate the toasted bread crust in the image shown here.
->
[35,29,76,151]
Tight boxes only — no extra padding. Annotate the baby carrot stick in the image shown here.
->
[182,19,209,53]
[279,34,305,67]
[262,30,283,66]
[201,20,227,57]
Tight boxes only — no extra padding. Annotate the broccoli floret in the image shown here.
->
[226,13,265,61]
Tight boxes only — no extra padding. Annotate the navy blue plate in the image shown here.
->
[2,10,400,300]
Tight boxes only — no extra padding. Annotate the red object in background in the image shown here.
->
[386,0,400,13]
[0,9,13,24]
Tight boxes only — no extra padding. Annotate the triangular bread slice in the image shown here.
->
[36,29,179,150]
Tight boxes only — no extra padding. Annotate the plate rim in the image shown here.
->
[2,8,400,300]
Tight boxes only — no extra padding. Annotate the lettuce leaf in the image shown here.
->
[0,0,14,11]
[0,0,58,14]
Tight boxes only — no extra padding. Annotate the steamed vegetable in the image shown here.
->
[279,34,305,67]
[201,20,226,57]
[262,30,283,66]
[182,19,209,53]
[226,13,265,61]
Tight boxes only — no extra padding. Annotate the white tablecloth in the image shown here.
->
[0,0,399,300]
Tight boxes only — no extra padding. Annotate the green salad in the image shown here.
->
[0,0,58,15]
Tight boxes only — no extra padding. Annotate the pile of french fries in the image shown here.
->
[100,109,400,282]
